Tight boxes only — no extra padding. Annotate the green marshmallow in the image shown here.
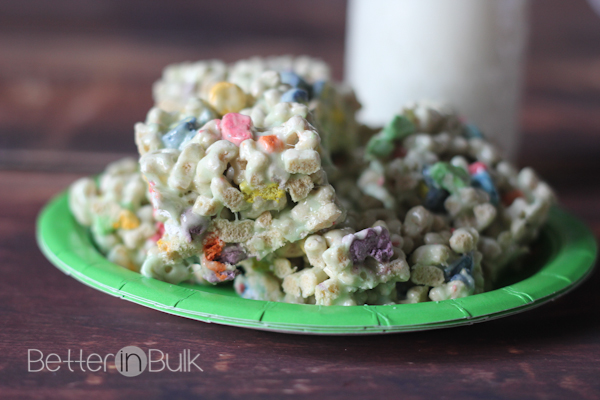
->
[365,115,415,159]
[366,135,394,158]
[91,215,115,236]
[428,162,470,194]
[381,114,415,141]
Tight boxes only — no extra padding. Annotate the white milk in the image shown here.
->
[345,0,529,159]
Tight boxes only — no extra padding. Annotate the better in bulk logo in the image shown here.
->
[28,346,203,377]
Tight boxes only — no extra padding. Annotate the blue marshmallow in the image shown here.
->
[471,171,499,205]
[280,88,309,104]
[464,123,484,139]
[444,253,474,281]
[161,117,198,150]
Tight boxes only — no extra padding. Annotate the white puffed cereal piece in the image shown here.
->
[168,143,204,191]
[145,107,175,126]
[239,140,270,186]
[69,177,97,226]
[119,222,155,250]
[194,140,239,194]
[474,203,497,231]
[282,149,321,175]
[424,232,448,245]
[411,265,445,287]
[450,156,470,173]
[283,267,328,298]
[285,175,314,202]
[304,235,328,269]
[250,70,281,99]
[255,211,272,229]
[322,246,352,276]
[210,177,247,212]
[107,244,136,271]
[449,136,468,154]
[315,278,341,306]
[410,244,454,266]
[323,228,354,247]
[404,286,430,304]
[211,219,254,242]
[478,236,502,260]
[273,258,297,279]
[449,228,476,254]
[518,167,540,191]
[134,122,163,155]
[140,150,179,185]
[137,205,154,223]
[402,206,434,238]
[122,177,147,209]
[105,157,138,175]
[189,119,222,150]
[511,218,528,242]
[192,195,221,216]
[429,279,471,301]
[264,102,309,128]
[262,88,283,110]
[141,248,190,284]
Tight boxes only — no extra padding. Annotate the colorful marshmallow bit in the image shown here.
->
[427,162,470,195]
[161,117,198,149]
[221,113,254,146]
[215,244,247,265]
[463,123,484,139]
[443,253,474,281]
[502,189,524,206]
[180,208,210,242]
[449,270,476,291]
[239,181,286,203]
[347,227,394,264]
[469,162,499,205]
[279,71,312,96]
[257,135,285,153]
[420,173,450,213]
[280,88,309,104]
[366,114,415,158]
[208,81,247,115]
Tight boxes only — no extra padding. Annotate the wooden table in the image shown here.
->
[1,1,599,398]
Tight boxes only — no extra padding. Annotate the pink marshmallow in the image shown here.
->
[221,113,253,146]
[468,161,488,175]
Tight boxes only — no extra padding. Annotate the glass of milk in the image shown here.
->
[345,0,529,159]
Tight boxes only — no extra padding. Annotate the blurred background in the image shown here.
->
[0,0,599,203]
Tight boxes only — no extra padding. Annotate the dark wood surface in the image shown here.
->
[1,1,600,399]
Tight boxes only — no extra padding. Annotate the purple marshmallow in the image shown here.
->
[349,227,394,264]
[215,244,247,265]
[180,208,209,242]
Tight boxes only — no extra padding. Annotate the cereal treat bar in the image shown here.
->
[69,158,161,271]
[138,112,346,285]
[148,55,361,157]
[357,101,555,301]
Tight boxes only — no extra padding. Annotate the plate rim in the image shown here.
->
[37,191,598,335]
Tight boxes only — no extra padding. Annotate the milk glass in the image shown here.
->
[346,0,529,159]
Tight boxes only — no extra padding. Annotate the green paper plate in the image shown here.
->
[37,191,597,335]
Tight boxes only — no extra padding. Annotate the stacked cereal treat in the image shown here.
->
[69,158,159,271]
[68,56,555,307]
[134,55,354,287]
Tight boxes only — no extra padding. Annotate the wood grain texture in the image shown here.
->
[1,0,600,399]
